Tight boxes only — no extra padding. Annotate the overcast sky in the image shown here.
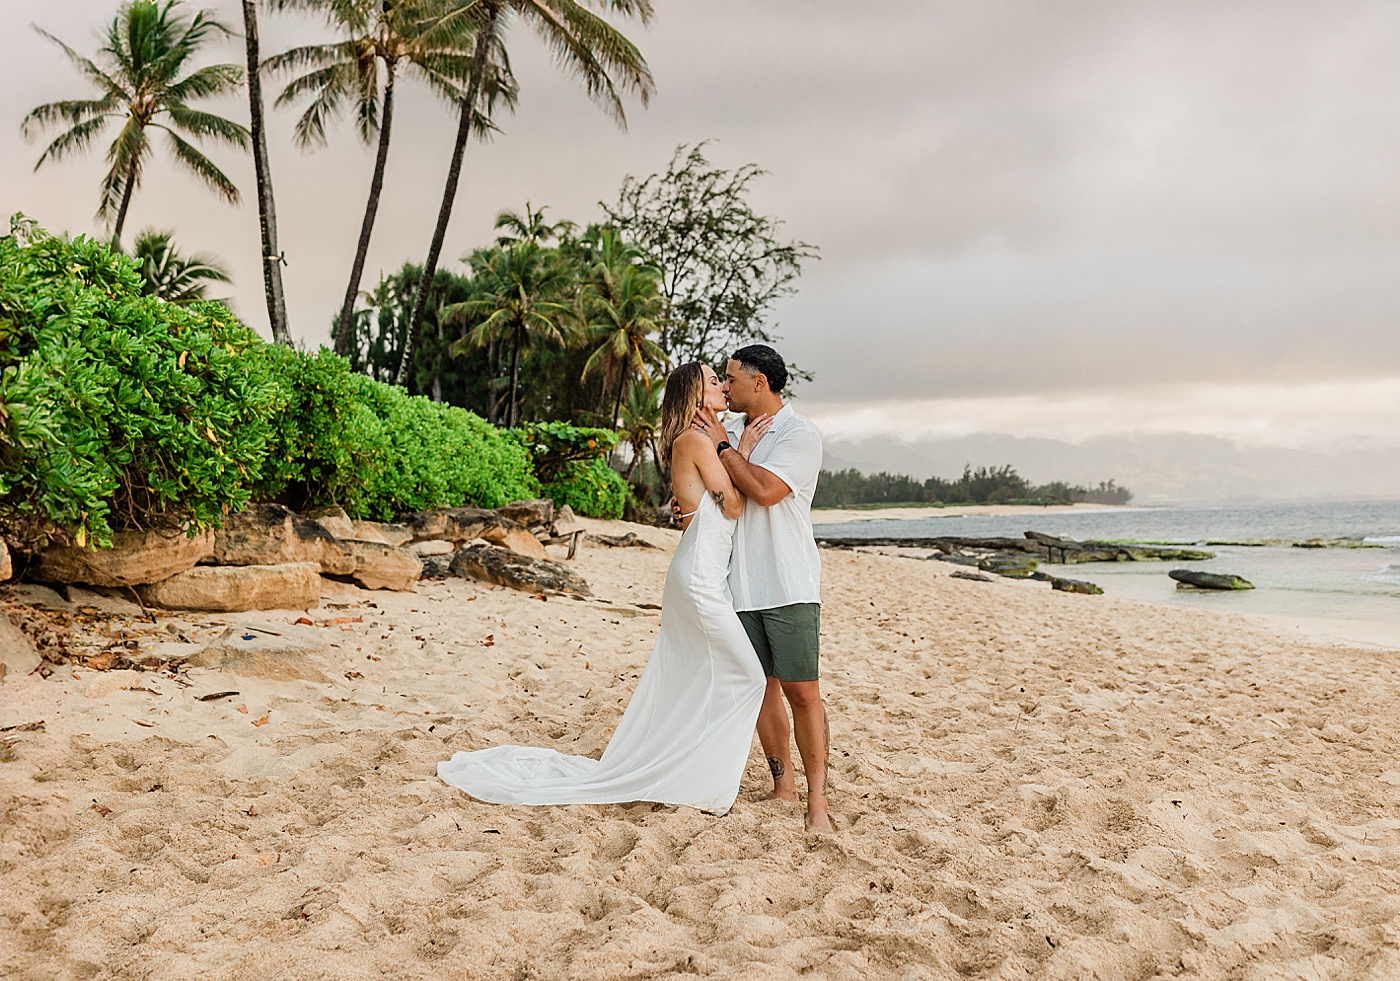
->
[4,0,1399,478]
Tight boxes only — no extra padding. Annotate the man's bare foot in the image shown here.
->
[804,807,834,833]
[763,757,796,801]
[763,787,798,802]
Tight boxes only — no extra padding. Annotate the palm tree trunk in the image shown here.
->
[507,325,522,428]
[242,0,292,346]
[395,2,499,386]
[335,61,396,356]
[111,155,139,246]
[611,366,627,429]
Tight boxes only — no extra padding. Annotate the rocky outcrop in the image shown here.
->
[820,530,1215,566]
[1170,569,1254,591]
[449,544,591,596]
[494,525,549,560]
[0,542,11,583]
[977,553,1038,578]
[497,499,554,535]
[949,570,994,583]
[32,527,214,588]
[344,542,421,591]
[409,539,454,557]
[138,562,322,612]
[1049,576,1104,595]
[552,504,580,535]
[213,504,355,575]
[352,517,411,548]
[407,507,502,544]
[303,506,356,541]
[0,612,41,682]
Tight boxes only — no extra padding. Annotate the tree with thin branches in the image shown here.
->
[265,0,517,356]
[130,227,233,304]
[444,241,577,427]
[394,0,656,386]
[21,0,250,245]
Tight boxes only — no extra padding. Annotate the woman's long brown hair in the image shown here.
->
[658,362,706,465]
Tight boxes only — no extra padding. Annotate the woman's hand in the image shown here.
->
[738,413,773,459]
[692,405,726,449]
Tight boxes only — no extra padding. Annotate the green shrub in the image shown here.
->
[0,221,282,547]
[542,458,629,519]
[513,420,619,482]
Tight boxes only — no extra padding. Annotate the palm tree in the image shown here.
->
[580,258,668,427]
[493,202,574,247]
[444,242,577,427]
[130,228,233,304]
[240,1,292,345]
[617,375,662,483]
[394,0,656,386]
[21,0,250,245]
[265,0,516,356]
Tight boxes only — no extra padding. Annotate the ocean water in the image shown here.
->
[813,499,1400,630]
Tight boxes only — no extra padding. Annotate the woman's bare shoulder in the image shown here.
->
[671,429,712,456]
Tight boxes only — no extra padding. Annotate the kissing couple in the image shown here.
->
[439,344,832,832]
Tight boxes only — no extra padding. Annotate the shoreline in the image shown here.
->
[812,502,1125,524]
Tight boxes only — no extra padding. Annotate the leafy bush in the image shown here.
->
[0,218,541,547]
[512,420,619,482]
[541,457,629,519]
[0,220,282,547]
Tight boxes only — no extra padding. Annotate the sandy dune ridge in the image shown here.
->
[2,516,1399,979]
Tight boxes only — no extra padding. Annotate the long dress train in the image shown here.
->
[437,494,766,815]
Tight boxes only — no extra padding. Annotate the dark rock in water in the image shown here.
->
[1169,569,1254,590]
[978,552,1039,578]
[1049,576,1104,595]
[449,544,591,596]
[931,552,981,567]
[949,570,995,583]
[817,532,1214,564]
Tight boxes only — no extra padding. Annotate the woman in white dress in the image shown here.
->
[437,362,767,815]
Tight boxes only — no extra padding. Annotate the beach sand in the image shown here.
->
[3,517,1399,979]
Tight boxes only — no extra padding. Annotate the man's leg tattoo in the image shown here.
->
[767,757,785,780]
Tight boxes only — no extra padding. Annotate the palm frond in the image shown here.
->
[520,0,654,126]
[31,26,129,101]
[32,115,114,169]
[155,125,240,203]
[165,105,250,147]
[262,41,357,78]
[21,98,116,140]
[165,62,243,102]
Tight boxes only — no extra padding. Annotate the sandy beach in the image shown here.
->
[3,516,1400,980]
[811,503,1121,525]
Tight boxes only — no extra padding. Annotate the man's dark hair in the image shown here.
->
[730,344,788,393]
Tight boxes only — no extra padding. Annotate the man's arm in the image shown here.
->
[720,447,792,507]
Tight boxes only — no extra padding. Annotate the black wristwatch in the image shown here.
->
[716,440,733,453]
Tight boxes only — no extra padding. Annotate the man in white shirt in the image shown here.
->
[693,344,830,833]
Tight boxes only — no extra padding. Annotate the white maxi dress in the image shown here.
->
[437,494,767,815]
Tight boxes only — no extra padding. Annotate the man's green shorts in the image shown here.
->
[736,603,821,682]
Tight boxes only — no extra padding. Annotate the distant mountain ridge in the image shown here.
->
[819,432,1400,506]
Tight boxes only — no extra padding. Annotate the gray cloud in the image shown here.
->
[4,0,1400,408]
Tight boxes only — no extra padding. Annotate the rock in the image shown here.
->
[83,669,145,699]
[449,544,591,596]
[214,504,356,576]
[409,539,455,557]
[586,532,659,550]
[978,552,1039,578]
[303,506,356,540]
[66,586,145,617]
[949,570,994,583]
[344,542,421,591]
[348,520,413,547]
[0,612,42,682]
[419,555,453,578]
[407,507,502,544]
[1049,576,1104,595]
[1169,569,1254,591]
[497,499,554,533]
[189,623,329,682]
[1,583,71,611]
[552,505,580,535]
[0,542,11,582]
[32,527,214,588]
[138,563,322,612]
[818,534,1215,564]
[496,525,549,560]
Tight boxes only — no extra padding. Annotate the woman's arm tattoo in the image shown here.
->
[710,490,725,509]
